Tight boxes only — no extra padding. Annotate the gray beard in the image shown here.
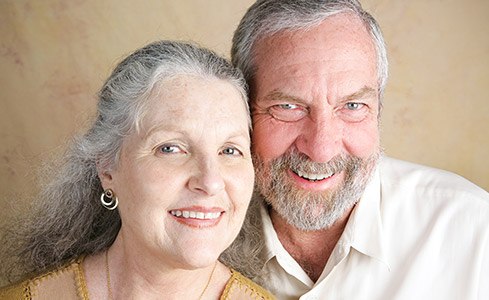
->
[254,149,379,231]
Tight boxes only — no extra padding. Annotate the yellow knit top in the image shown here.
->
[0,257,274,300]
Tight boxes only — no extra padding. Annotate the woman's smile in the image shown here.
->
[169,206,225,228]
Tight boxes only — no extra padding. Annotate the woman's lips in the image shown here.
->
[168,206,225,228]
[169,210,221,220]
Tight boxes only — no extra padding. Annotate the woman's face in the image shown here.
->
[101,75,254,269]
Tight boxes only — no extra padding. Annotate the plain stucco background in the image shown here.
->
[0,0,488,232]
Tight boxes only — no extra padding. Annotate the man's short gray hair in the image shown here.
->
[231,0,388,98]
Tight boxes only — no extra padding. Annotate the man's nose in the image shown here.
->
[188,158,225,196]
[294,116,341,163]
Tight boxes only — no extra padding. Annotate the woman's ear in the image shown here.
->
[96,161,114,190]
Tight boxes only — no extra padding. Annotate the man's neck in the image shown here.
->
[270,207,354,282]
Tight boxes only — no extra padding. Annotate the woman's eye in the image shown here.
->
[268,103,308,122]
[221,147,242,156]
[157,145,182,154]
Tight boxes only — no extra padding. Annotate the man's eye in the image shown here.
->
[345,102,364,110]
[339,102,370,123]
[279,104,299,110]
[221,147,242,156]
[268,103,308,122]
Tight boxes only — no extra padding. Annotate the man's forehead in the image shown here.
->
[255,13,371,51]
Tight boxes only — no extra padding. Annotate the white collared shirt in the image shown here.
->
[258,157,489,300]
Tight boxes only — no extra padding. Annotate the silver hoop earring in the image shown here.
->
[100,189,118,210]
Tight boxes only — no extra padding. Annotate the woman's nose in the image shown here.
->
[188,159,225,196]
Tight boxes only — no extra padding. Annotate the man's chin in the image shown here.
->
[264,189,355,231]
[254,150,380,231]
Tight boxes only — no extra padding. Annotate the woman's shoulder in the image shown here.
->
[221,269,275,300]
[0,257,89,300]
[0,279,28,300]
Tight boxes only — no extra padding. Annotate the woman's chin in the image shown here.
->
[178,252,221,270]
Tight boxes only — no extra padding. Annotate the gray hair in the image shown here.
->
[231,0,388,99]
[1,40,248,282]
[219,195,268,283]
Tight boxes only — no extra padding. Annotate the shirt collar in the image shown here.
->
[259,197,315,286]
[260,199,281,263]
[343,164,390,269]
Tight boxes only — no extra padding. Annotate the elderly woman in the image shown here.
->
[0,41,273,299]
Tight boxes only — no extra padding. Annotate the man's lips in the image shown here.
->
[292,169,335,182]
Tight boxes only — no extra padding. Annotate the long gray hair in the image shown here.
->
[2,40,248,282]
[231,0,388,99]
[221,0,387,281]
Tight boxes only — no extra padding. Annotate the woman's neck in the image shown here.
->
[83,235,231,299]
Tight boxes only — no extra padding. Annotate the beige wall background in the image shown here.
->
[1,0,488,224]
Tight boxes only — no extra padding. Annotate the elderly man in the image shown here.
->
[220,0,489,299]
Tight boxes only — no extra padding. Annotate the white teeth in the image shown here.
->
[204,212,217,219]
[296,170,333,181]
[170,210,222,220]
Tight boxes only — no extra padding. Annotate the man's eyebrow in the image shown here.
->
[262,89,306,104]
[342,86,377,102]
[260,86,377,104]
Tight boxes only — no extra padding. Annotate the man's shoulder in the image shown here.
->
[379,156,489,203]
[377,156,489,223]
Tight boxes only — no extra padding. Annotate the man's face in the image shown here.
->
[251,13,381,230]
